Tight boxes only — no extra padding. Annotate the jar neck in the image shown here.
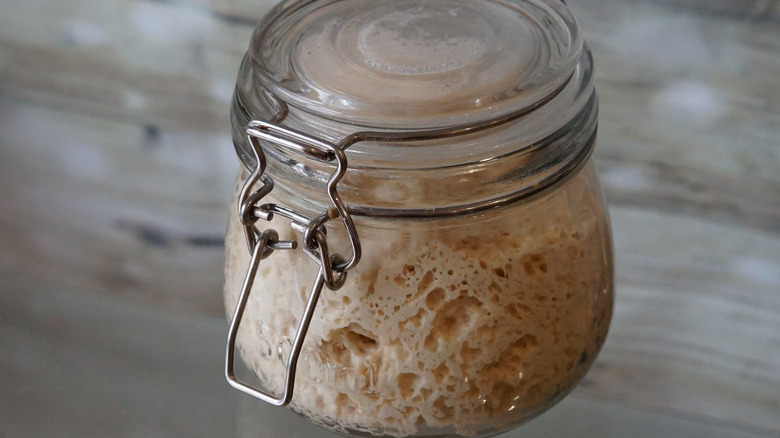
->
[231,46,597,218]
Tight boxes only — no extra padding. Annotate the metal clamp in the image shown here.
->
[225,120,361,407]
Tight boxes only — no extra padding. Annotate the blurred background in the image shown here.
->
[0,0,778,436]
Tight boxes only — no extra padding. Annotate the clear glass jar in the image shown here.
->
[224,1,613,437]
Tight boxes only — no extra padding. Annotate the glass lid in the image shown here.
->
[249,0,583,129]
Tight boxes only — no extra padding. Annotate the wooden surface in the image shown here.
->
[1,0,779,437]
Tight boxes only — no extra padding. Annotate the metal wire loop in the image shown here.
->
[225,235,327,407]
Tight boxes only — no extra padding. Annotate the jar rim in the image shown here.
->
[347,126,598,218]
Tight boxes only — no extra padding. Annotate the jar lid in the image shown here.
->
[249,0,583,129]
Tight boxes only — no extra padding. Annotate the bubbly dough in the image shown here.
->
[224,165,613,437]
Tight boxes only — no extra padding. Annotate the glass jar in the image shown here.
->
[224,1,613,437]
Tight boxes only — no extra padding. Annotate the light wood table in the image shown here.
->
[1,0,778,436]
